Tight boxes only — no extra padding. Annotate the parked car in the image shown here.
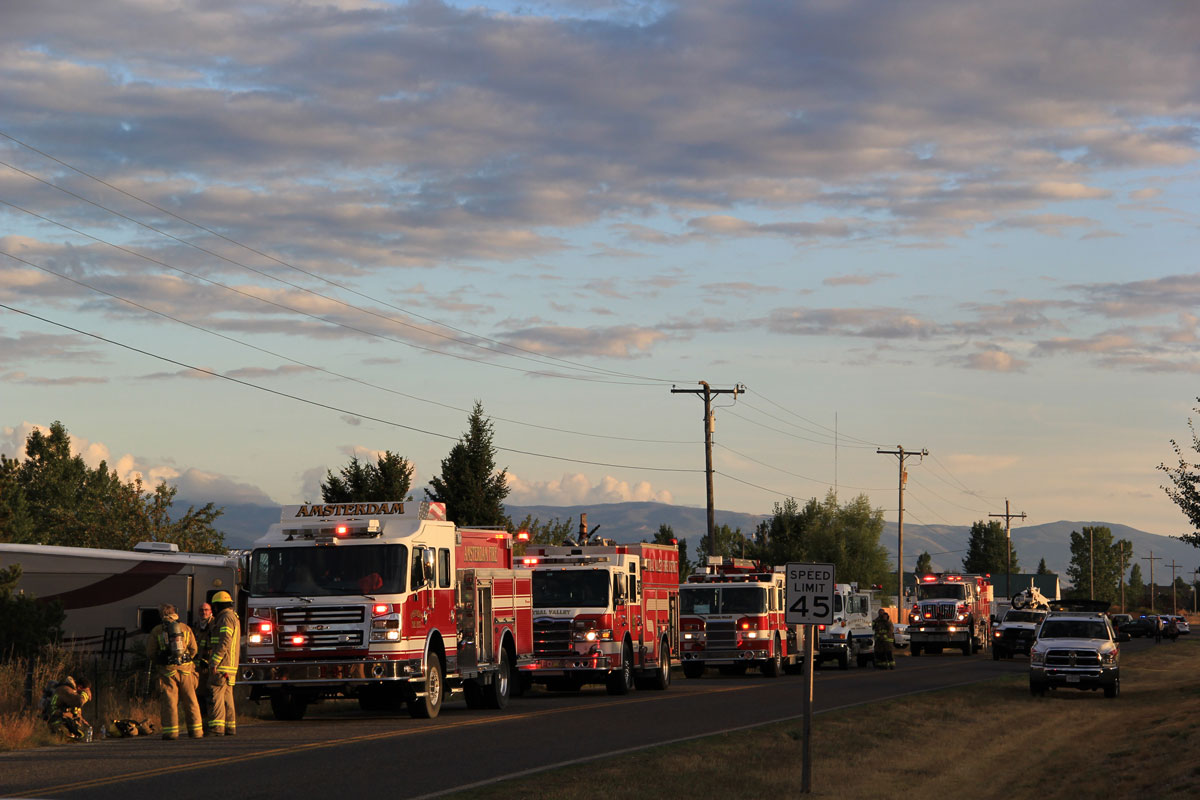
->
[893,623,909,649]
[1109,613,1133,630]
[1171,616,1190,635]
[1117,616,1154,638]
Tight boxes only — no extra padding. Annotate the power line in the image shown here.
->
[0,128,686,383]
[0,302,707,476]
[0,248,696,446]
[713,442,887,492]
[0,154,681,385]
[0,203,656,386]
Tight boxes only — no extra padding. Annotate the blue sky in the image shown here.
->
[2,0,1199,546]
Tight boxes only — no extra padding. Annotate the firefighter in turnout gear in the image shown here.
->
[206,590,240,736]
[45,676,92,740]
[146,604,204,740]
[872,608,896,670]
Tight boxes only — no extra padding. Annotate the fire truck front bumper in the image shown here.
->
[522,650,618,675]
[679,648,768,665]
[240,657,422,686]
[909,626,970,644]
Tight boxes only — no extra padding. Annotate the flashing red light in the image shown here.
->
[258,621,273,634]
[516,530,530,541]
[521,557,539,565]
[373,603,390,616]
[290,634,306,646]
[740,621,751,630]
[335,525,349,536]
[818,624,826,631]
[922,574,937,582]
[670,538,678,546]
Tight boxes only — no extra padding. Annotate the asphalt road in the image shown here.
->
[2,641,1154,800]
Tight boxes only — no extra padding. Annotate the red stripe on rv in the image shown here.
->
[37,560,184,610]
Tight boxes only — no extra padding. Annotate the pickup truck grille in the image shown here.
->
[278,606,365,625]
[1045,649,1101,668]
[534,619,572,655]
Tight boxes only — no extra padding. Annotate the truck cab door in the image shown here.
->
[629,563,644,656]
[408,546,434,650]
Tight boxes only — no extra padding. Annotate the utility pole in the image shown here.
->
[989,500,1026,600]
[878,446,927,617]
[1142,552,1161,613]
[1167,561,1181,614]
[671,381,743,556]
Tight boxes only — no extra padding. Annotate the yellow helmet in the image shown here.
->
[211,591,233,603]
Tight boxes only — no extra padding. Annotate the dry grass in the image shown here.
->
[463,638,1200,799]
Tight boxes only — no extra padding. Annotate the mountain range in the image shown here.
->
[199,499,1200,585]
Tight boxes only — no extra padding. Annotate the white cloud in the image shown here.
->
[506,472,673,506]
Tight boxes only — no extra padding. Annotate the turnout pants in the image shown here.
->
[208,674,237,734]
[158,670,203,739]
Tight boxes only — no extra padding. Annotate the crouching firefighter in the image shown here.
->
[206,590,240,736]
[147,603,204,740]
[872,608,896,670]
[45,676,92,740]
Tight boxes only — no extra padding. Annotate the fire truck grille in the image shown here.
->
[1045,649,1101,668]
[277,606,366,625]
[706,620,736,649]
[278,630,365,648]
[534,619,572,655]
[920,604,958,620]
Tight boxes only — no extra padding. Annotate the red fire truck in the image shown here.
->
[678,557,804,678]
[240,501,533,720]
[908,572,993,656]
[518,541,679,694]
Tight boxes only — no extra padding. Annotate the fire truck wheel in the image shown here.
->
[763,637,783,677]
[410,652,445,719]
[483,649,512,709]
[633,642,672,690]
[606,643,635,695]
[683,661,705,679]
[961,640,972,656]
[269,691,308,721]
[838,648,850,670]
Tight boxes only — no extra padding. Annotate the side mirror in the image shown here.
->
[421,548,436,585]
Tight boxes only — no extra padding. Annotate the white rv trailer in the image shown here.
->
[0,541,241,652]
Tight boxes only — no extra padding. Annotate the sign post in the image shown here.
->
[785,562,836,795]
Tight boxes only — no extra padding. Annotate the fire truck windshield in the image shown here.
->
[531,570,610,608]
[917,584,967,601]
[249,544,407,597]
[680,586,766,615]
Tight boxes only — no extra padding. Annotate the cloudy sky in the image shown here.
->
[3,0,1199,548]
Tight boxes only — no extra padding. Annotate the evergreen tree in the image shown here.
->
[0,422,225,554]
[915,551,933,574]
[1065,526,1131,603]
[427,402,509,526]
[1127,563,1145,607]
[321,451,414,502]
[1036,557,1050,575]
[653,523,691,580]
[507,514,574,556]
[962,519,1019,575]
[0,561,66,659]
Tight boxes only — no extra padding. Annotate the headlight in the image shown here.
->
[1101,651,1117,666]
[1030,650,1045,665]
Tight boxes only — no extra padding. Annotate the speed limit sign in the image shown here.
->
[785,562,835,625]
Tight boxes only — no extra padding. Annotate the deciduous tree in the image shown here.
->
[1159,402,1200,548]
[1065,526,1132,603]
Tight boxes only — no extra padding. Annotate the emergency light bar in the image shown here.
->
[281,519,383,541]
